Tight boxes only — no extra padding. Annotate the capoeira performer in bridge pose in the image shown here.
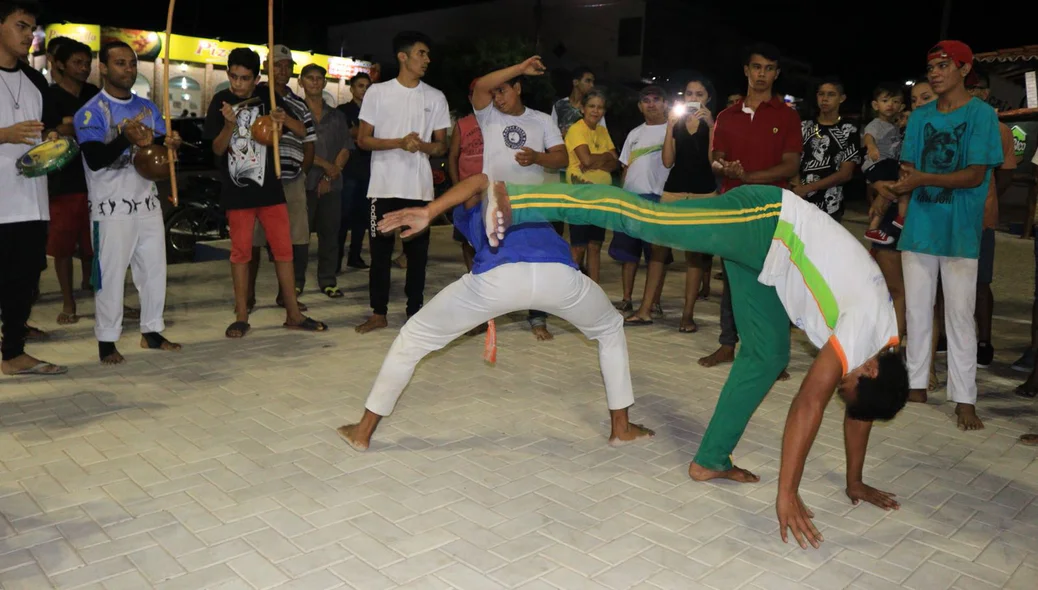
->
[336,153,656,453]
[402,175,910,549]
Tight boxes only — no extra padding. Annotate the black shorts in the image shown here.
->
[569,224,606,246]
[864,159,900,184]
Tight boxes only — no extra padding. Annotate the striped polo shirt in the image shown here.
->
[258,84,316,181]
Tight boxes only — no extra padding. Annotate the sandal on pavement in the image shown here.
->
[323,287,345,298]
[57,312,79,325]
[225,321,250,338]
[679,321,698,333]
[1019,434,1038,446]
[624,317,653,326]
[284,317,327,332]
[12,362,67,375]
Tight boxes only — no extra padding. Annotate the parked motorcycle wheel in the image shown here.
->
[165,207,207,262]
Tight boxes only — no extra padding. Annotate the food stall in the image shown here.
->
[37,23,374,117]
[975,45,1038,236]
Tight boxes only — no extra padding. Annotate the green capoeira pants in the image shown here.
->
[504,182,791,471]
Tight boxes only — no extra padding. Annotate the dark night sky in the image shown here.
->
[37,0,1032,102]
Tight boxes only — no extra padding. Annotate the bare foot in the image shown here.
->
[908,388,927,404]
[688,461,760,483]
[699,345,735,368]
[57,310,79,325]
[336,424,370,451]
[608,423,655,447]
[531,325,553,341]
[355,315,388,334]
[955,404,984,431]
[140,335,182,352]
[101,350,125,365]
[1015,377,1038,398]
[777,369,791,381]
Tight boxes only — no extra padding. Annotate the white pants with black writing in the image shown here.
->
[363,262,635,416]
[91,214,167,343]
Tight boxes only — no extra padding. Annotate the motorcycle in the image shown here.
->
[164,175,227,262]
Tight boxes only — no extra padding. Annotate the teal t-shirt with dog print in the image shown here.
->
[898,98,1002,259]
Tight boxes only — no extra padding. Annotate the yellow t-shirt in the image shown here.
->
[565,119,615,185]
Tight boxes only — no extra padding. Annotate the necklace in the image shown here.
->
[1,69,23,109]
[813,116,841,139]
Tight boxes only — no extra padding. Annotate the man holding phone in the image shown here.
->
[701,42,802,371]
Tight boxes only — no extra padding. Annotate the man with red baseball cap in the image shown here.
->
[874,40,1003,431]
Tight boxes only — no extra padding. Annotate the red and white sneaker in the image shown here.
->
[892,215,905,229]
[864,228,895,245]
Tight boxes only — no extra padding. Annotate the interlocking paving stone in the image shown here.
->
[2,222,1038,588]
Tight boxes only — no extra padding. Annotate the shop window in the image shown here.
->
[130,73,152,100]
[168,75,202,118]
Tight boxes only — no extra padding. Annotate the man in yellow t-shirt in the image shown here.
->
[564,89,617,282]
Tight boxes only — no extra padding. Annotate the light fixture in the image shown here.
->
[182,93,190,100]
[180,78,188,89]
[904,80,915,86]
[179,63,188,72]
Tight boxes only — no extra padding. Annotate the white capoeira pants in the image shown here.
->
[902,251,978,405]
[364,261,635,416]
[91,215,167,343]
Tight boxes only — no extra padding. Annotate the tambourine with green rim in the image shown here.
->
[16,138,80,178]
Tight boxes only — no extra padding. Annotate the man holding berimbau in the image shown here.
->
[74,41,182,364]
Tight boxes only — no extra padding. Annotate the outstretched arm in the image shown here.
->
[844,414,899,510]
[378,174,491,237]
[472,57,546,112]
[776,343,842,549]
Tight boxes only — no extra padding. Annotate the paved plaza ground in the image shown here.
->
[2,211,1038,589]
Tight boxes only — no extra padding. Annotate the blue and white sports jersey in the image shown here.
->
[75,90,166,220]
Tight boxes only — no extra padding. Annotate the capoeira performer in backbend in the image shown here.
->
[402,175,910,550]
[336,162,656,451]
[74,41,181,364]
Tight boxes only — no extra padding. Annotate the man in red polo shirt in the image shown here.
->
[699,42,802,371]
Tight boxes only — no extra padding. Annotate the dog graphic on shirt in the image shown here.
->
[918,121,967,204]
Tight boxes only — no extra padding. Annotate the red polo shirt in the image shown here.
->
[713,95,802,193]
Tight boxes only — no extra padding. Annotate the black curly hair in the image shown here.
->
[846,350,909,421]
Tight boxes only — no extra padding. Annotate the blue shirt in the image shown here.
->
[898,98,1003,259]
[75,90,166,220]
[453,202,577,275]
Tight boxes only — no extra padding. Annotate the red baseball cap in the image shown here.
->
[928,40,979,86]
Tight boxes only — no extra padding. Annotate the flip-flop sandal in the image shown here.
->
[323,287,345,298]
[1019,434,1038,446]
[624,317,654,326]
[57,312,79,325]
[284,317,327,332]
[1015,386,1038,399]
[13,362,67,375]
[679,321,698,333]
[615,300,633,313]
[225,321,250,338]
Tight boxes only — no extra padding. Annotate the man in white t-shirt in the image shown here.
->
[355,31,450,334]
[472,57,570,341]
[609,85,671,313]
[0,1,67,376]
